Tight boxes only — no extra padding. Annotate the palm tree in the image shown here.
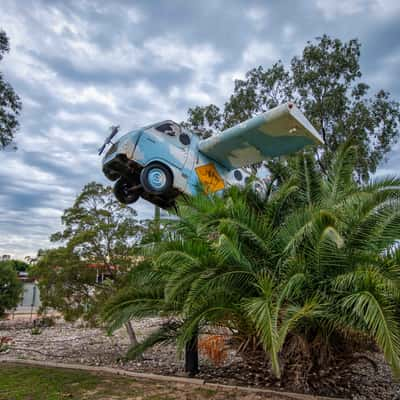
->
[104,145,400,380]
[273,147,400,375]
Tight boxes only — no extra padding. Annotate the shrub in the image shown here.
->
[0,262,23,318]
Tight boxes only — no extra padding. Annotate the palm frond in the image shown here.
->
[294,153,322,207]
[326,144,358,203]
[339,291,400,376]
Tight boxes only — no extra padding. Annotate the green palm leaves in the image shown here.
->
[104,145,400,378]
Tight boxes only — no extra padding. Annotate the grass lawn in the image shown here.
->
[0,363,284,400]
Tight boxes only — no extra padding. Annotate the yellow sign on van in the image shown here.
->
[195,163,225,193]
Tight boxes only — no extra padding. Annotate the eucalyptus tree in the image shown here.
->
[33,182,143,345]
[50,182,141,271]
[186,35,400,181]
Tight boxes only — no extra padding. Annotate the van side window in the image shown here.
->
[155,122,181,137]
[156,123,176,136]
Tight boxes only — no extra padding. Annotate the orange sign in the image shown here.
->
[195,163,225,193]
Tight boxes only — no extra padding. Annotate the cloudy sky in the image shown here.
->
[1,0,400,259]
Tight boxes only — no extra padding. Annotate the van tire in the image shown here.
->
[140,162,173,195]
[114,177,140,204]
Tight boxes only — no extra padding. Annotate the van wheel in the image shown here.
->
[140,162,173,195]
[114,177,140,204]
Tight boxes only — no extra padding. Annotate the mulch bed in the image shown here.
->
[0,319,398,400]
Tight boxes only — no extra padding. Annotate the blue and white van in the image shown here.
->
[101,103,323,209]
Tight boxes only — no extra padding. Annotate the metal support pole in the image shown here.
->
[185,333,199,376]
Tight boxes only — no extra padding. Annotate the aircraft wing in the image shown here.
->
[197,103,324,170]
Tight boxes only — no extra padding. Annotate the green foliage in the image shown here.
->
[30,327,42,335]
[0,259,29,273]
[32,182,142,323]
[104,145,400,379]
[186,35,400,181]
[0,261,23,318]
[31,247,97,321]
[0,29,21,149]
[50,181,140,268]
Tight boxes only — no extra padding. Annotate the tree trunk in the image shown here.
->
[124,320,138,347]
[185,333,199,376]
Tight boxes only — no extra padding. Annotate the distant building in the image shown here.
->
[8,272,41,319]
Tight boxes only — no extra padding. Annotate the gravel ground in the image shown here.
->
[0,318,399,400]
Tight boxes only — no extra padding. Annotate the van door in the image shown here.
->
[134,121,189,169]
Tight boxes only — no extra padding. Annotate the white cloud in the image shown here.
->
[365,47,400,92]
[282,24,296,41]
[315,0,400,19]
[244,6,268,30]
[66,38,145,73]
[3,158,57,184]
[180,83,214,105]
[57,110,110,127]
[372,0,400,16]
[2,1,145,78]
[315,0,371,19]
[141,35,226,108]
[243,41,281,66]
[90,2,145,24]
[213,69,246,101]
[144,36,223,72]
[60,86,118,111]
